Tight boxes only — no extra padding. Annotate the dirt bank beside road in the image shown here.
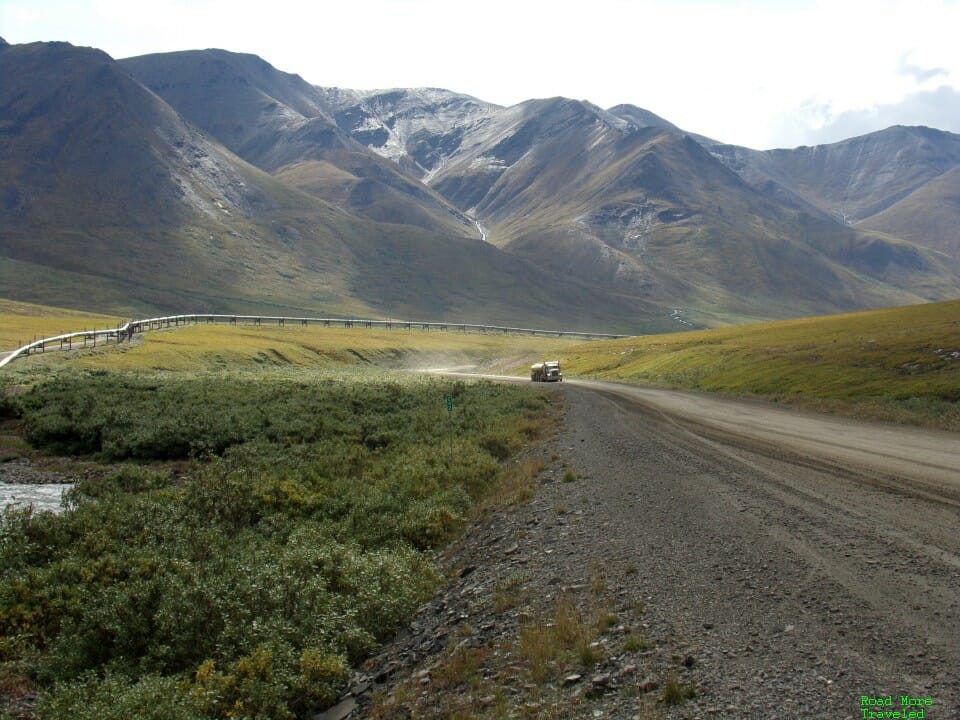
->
[355,378,959,719]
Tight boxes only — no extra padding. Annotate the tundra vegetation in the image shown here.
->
[560,299,960,430]
[0,362,552,719]
[0,300,121,353]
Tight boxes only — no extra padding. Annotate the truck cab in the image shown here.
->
[531,360,563,382]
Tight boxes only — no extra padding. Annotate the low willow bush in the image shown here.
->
[1,370,551,719]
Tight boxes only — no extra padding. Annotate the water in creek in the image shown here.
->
[0,483,73,514]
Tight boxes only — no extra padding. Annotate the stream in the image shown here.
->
[0,483,72,513]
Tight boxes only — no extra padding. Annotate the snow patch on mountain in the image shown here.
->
[368,135,407,163]
[584,103,633,133]
[415,103,540,184]
[588,124,612,151]
[469,155,507,172]
[316,86,502,178]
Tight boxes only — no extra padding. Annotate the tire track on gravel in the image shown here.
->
[552,381,960,718]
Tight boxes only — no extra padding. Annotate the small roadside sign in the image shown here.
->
[444,395,454,412]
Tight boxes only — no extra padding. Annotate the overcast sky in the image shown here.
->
[3,0,959,149]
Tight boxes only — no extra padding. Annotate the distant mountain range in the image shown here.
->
[2,39,958,331]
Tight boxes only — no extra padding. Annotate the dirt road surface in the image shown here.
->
[558,379,959,715]
[384,373,959,718]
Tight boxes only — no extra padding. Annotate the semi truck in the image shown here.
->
[530,360,562,382]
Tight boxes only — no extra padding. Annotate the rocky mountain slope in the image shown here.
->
[325,89,960,323]
[0,41,668,330]
[3,40,958,330]
[120,50,475,239]
[708,126,960,267]
[0,41,351,315]
[316,86,503,181]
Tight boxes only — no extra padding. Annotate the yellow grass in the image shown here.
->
[0,298,583,372]
[558,299,960,427]
[6,298,958,427]
[4,320,579,374]
[0,300,122,351]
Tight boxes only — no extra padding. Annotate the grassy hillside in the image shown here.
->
[559,299,960,428]
[0,300,122,351]
[85,325,579,373]
[859,164,960,266]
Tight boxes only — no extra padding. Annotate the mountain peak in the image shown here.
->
[0,37,9,49]
[607,104,679,133]
[121,48,347,170]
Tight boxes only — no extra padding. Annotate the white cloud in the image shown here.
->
[792,86,960,146]
[899,53,948,84]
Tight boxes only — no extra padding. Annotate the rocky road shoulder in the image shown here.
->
[340,391,697,720]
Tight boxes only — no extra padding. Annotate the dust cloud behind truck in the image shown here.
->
[530,360,563,382]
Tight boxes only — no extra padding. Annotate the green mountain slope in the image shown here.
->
[560,298,960,429]
[857,164,960,265]
[0,41,673,332]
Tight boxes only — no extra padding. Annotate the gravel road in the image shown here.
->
[366,375,959,719]
[553,380,959,717]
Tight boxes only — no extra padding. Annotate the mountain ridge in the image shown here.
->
[1,40,678,332]
[707,125,960,267]
[318,86,957,321]
[2,39,958,331]
[120,50,478,239]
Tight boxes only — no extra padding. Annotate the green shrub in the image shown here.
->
[36,672,207,720]
[3,370,547,717]
[67,466,172,503]
[0,387,20,420]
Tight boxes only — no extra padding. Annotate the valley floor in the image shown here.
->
[358,380,960,719]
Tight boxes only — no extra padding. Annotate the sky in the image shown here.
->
[2,0,960,149]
